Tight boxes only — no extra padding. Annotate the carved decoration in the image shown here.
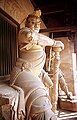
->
[4,0,26,23]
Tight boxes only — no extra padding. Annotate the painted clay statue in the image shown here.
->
[10,9,64,120]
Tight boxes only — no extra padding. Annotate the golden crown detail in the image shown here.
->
[31,9,41,17]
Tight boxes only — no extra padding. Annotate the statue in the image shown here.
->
[10,9,64,120]
[48,51,72,99]
[45,48,72,111]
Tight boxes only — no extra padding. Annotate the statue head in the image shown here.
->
[25,9,41,32]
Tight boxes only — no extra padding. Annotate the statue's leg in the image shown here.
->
[14,70,57,120]
[59,76,69,94]
[59,71,72,99]
[28,90,57,120]
[31,109,57,120]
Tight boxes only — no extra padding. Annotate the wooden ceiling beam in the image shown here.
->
[42,10,64,15]
[39,2,67,14]
[40,26,77,33]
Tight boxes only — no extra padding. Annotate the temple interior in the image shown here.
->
[0,0,77,120]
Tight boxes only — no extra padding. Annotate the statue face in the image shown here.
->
[26,17,41,32]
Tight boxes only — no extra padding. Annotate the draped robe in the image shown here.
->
[10,27,57,120]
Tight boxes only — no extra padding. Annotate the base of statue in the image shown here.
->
[58,95,77,111]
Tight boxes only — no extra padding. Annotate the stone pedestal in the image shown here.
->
[59,96,77,111]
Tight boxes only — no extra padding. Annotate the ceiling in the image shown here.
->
[30,0,77,37]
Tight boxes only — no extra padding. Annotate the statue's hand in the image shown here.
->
[54,41,64,50]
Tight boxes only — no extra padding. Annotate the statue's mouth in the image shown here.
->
[34,28,40,33]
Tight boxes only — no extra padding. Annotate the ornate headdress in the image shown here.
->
[26,9,41,20]
[32,9,41,17]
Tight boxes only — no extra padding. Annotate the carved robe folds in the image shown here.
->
[10,42,57,120]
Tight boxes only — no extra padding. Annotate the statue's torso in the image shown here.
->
[18,44,46,76]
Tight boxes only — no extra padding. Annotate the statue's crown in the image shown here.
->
[30,9,41,17]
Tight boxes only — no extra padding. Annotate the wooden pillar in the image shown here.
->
[51,47,62,112]
[73,32,77,96]
[74,32,77,68]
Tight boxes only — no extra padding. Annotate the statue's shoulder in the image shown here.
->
[19,27,31,34]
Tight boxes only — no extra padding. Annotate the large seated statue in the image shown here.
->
[10,9,64,120]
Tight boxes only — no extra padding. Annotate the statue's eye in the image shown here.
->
[32,22,35,24]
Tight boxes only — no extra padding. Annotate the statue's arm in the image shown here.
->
[18,27,64,50]
[18,28,38,50]
[18,28,33,44]
[29,32,64,49]
[34,32,64,49]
